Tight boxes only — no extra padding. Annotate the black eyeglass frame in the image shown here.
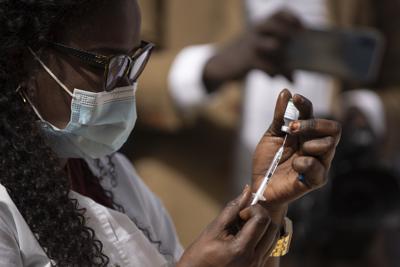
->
[48,40,154,91]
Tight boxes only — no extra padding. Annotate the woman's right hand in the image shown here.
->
[177,186,279,267]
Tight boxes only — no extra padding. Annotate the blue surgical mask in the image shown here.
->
[24,48,138,159]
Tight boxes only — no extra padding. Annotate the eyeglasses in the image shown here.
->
[48,40,154,91]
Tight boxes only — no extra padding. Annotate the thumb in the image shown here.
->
[267,89,292,136]
[214,185,251,230]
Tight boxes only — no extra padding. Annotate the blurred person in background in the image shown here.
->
[283,2,400,266]
[330,0,400,174]
[132,0,336,245]
[284,167,400,267]
[283,94,400,266]
[326,0,400,267]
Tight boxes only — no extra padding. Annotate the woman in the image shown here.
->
[0,0,341,266]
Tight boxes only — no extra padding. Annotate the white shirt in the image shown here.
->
[0,153,183,267]
[246,0,329,27]
[168,0,334,192]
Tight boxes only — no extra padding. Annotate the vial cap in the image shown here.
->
[281,125,291,133]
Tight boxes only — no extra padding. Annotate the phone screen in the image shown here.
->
[285,28,385,83]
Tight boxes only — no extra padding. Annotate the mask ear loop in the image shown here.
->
[16,85,46,122]
[27,47,75,98]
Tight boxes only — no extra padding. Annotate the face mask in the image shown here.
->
[25,48,138,159]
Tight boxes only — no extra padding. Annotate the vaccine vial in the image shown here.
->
[281,99,300,134]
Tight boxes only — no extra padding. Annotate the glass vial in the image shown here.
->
[281,99,300,134]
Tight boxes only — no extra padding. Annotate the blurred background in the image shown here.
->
[121,0,400,266]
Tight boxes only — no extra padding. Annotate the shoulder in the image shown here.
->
[0,184,51,266]
[90,154,184,261]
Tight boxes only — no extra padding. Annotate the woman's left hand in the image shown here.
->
[252,89,341,219]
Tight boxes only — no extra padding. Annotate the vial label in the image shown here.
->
[281,99,300,134]
[284,101,300,120]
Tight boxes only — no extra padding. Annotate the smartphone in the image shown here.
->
[285,28,385,83]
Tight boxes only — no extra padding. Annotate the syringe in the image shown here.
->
[251,98,299,205]
[251,134,288,205]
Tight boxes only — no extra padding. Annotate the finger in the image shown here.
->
[272,10,304,29]
[289,119,342,140]
[292,93,313,119]
[257,10,303,36]
[235,204,272,251]
[267,89,292,136]
[256,22,297,41]
[254,39,285,64]
[254,58,280,77]
[301,136,336,157]
[254,36,282,54]
[301,136,338,169]
[215,185,252,230]
[294,120,341,170]
[254,50,288,77]
[239,206,252,221]
[292,156,327,191]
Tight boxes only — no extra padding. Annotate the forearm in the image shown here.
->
[257,201,288,228]
[263,205,287,267]
[202,43,249,94]
[262,207,286,267]
[202,54,236,93]
[264,257,280,267]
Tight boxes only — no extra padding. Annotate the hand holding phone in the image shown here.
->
[285,28,385,83]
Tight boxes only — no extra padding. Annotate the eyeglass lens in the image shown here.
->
[106,55,131,91]
[129,49,151,81]
[105,49,151,91]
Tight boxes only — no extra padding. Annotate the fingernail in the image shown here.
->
[242,184,250,194]
[240,185,250,203]
[290,121,300,131]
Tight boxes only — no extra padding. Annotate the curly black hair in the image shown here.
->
[0,1,111,266]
